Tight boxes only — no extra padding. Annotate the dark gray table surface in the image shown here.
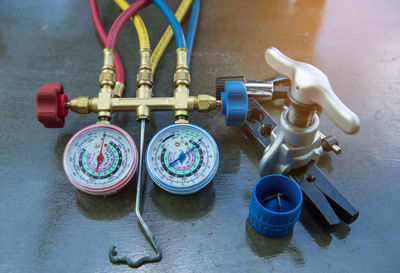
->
[1,0,399,272]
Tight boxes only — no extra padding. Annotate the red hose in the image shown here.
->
[106,0,151,49]
[89,0,125,83]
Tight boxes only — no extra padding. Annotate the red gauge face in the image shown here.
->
[63,124,138,196]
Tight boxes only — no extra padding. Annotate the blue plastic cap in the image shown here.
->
[221,92,227,115]
[220,81,248,126]
[249,175,303,238]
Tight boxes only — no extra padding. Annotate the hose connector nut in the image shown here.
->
[68,96,90,114]
[196,94,217,112]
[137,69,153,87]
[99,69,116,88]
[174,48,190,86]
[100,48,116,88]
[174,70,190,86]
[137,48,153,87]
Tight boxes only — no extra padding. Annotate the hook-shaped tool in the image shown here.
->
[109,120,162,268]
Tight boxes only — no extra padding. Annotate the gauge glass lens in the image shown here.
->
[146,123,219,194]
[63,124,137,194]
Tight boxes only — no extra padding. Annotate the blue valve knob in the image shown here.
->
[249,175,303,238]
[221,81,248,126]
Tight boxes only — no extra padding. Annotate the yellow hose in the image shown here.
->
[114,0,151,50]
[115,0,193,73]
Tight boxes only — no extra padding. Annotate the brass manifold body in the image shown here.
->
[66,48,221,124]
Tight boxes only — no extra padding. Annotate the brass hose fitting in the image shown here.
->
[67,48,220,122]
[97,48,116,123]
[137,49,153,88]
[66,96,97,114]
[195,94,217,112]
[97,88,112,123]
[99,48,116,88]
[136,49,153,121]
[113,82,125,98]
[174,48,190,86]
[174,48,190,122]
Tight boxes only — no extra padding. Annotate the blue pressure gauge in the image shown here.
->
[146,123,219,195]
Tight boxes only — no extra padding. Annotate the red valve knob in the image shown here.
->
[36,83,68,128]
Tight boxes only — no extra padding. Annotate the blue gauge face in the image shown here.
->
[146,123,219,195]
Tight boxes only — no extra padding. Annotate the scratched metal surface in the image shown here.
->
[0,0,399,272]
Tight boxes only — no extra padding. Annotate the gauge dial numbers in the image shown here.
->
[63,124,138,196]
[146,123,219,195]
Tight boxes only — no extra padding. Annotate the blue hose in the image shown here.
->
[186,0,200,67]
[152,0,186,49]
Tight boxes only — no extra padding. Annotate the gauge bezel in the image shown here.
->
[146,123,219,195]
[63,123,138,196]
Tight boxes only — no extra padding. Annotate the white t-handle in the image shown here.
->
[265,47,360,134]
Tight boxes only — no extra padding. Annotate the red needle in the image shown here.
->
[95,133,106,172]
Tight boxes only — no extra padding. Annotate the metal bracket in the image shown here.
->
[242,98,359,231]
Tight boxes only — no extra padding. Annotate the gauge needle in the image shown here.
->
[96,133,106,172]
[169,151,185,166]
[169,141,202,166]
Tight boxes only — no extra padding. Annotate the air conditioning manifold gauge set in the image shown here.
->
[35,0,361,269]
